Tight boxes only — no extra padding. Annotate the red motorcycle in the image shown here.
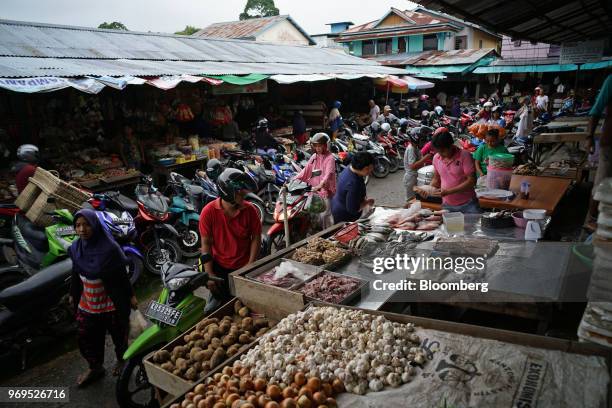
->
[376,132,402,173]
[459,112,476,134]
[134,176,182,275]
[263,180,314,255]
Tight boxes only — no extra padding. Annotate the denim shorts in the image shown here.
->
[442,197,482,214]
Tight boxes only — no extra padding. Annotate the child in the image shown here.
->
[473,128,509,177]
[403,129,425,204]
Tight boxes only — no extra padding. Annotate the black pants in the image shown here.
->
[210,261,235,305]
[76,309,128,370]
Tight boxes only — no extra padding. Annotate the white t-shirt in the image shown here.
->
[370,105,380,122]
[437,92,447,107]
[536,95,549,110]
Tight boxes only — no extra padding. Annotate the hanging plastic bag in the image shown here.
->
[128,309,149,341]
[305,193,326,214]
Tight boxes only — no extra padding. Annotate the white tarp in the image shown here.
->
[0,76,106,94]
[337,327,609,408]
[401,75,435,90]
[270,73,387,84]
[146,74,222,89]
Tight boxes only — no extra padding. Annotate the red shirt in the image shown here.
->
[15,164,37,193]
[198,199,262,270]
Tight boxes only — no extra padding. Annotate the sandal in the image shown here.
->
[77,368,106,387]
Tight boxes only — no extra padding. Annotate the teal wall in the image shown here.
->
[392,37,399,54]
[408,35,423,52]
[352,40,362,56]
[437,33,446,51]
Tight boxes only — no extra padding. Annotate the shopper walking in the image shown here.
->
[68,209,136,387]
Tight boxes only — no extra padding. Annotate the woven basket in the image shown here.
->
[15,182,41,212]
[32,168,91,205]
[25,191,82,227]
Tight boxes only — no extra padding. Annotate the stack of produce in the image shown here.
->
[150,300,272,382]
[238,307,427,395]
[514,163,539,176]
[579,178,612,348]
[291,238,349,267]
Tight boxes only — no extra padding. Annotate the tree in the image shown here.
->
[239,0,279,20]
[175,25,202,36]
[98,21,128,30]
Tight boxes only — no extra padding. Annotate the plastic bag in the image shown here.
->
[129,310,149,341]
[305,193,326,214]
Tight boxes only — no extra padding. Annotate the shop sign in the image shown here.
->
[0,77,71,93]
[212,80,268,95]
[560,40,604,64]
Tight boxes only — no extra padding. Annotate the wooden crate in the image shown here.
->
[166,302,612,408]
[143,295,301,398]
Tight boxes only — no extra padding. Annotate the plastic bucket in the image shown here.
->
[486,166,512,190]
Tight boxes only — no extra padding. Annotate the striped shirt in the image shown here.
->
[78,275,115,314]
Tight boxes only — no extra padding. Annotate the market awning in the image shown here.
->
[374,75,435,94]
[473,64,579,74]
[204,74,269,85]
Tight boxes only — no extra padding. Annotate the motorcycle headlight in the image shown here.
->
[166,277,190,291]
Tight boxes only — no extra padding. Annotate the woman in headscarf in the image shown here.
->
[328,100,343,140]
[68,209,137,387]
[515,96,534,140]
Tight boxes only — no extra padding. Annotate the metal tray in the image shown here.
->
[245,258,322,290]
[295,270,369,305]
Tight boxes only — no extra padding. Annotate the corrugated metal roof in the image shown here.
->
[373,48,496,67]
[413,0,612,44]
[0,19,407,78]
[194,15,315,45]
[0,56,405,78]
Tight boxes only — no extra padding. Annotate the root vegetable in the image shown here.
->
[238,307,250,318]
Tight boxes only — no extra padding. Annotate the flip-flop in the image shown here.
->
[77,368,106,388]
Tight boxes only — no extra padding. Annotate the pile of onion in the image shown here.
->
[170,363,343,408]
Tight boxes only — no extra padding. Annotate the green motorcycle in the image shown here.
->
[116,262,221,408]
[4,208,77,281]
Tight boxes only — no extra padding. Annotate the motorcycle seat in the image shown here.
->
[16,214,48,253]
[185,184,204,196]
[0,259,72,310]
[106,192,138,212]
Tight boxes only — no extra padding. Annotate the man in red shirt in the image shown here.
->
[13,144,39,193]
[199,168,261,312]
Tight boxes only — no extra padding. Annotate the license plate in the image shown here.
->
[56,226,75,236]
[145,301,182,326]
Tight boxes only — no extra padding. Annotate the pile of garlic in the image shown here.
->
[237,307,427,395]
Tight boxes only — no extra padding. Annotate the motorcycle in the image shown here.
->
[4,202,76,280]
[116,262,222,408]
[166,173,206,258]
[459,110,477,134]
[84,192,143,285]
[0,258,74,370]
[263,179,314,255]
[376,131,402,173]
[134,177,182,275]
[0,204,20,264]
[224,160,273,224]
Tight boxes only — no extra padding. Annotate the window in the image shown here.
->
[348,42,354,54]
[479,40,483,49]
[423,34,438,51]
[376,38,392,55]
[398,37,407,53]
[362,40,375,56]
[455,35,467,50]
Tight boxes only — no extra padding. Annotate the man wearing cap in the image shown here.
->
[295,133,337,228]
[377,105,399,125]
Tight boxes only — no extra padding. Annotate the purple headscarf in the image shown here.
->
[69,209,127,279]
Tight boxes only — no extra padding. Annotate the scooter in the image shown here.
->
[84,192,143,285]
[0,258,74,370]
[0,204,20,264]
[116,262,222,408]
[263,179,314,255]
[376,131,402,173]
[135,177,182,275]
[166,172,205,258]
[4,203,77,280]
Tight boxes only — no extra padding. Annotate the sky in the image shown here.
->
[1,0,418,35]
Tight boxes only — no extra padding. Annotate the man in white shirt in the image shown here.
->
[535,87,549,115]
[368,100,380,123]
[436,91,448,108]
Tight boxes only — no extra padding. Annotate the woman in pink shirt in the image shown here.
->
[430,128,481,213]
[295,133,337,228]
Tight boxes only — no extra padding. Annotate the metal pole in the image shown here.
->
[281,186,290,248]
[386,82,390,105]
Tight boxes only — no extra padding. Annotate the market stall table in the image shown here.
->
[417,175,571,215]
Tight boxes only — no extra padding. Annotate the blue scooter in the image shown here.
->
[166,172,206,258]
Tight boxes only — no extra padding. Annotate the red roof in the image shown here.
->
[195,15,315,44]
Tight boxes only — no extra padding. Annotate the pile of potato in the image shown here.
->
[170,363,344,408]
[151,300,272,381]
